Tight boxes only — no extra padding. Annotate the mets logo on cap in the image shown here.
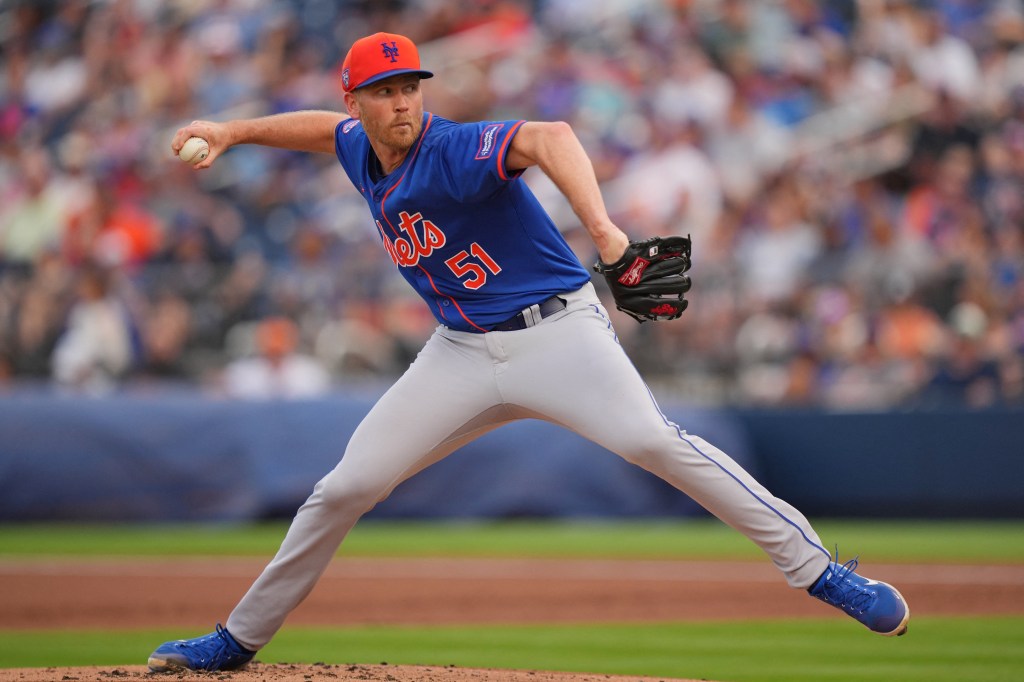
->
[341,32,434,92]
[381,40,400,62]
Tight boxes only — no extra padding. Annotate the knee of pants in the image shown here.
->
[610,423,686,472]
[313,469,395,516]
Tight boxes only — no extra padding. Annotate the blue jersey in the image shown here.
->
[334,112,591,332]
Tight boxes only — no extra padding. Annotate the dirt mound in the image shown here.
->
[0,663,705,682]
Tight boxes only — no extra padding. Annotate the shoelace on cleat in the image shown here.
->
[180,624,237,662]
[818,557,875,614]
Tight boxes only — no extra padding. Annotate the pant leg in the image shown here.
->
[227,328,506,649]
[493,284,832,588]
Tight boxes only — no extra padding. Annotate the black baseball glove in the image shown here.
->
[593,235,692,322]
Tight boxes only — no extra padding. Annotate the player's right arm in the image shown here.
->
[171,110,348,170]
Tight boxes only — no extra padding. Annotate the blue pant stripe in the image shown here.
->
[645,382,832,561]
[591,303,830,561]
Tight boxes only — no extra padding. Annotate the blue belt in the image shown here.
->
[488,296,567,332]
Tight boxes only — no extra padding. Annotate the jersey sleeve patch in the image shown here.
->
[341,119,360,134]
[475,123,504,160]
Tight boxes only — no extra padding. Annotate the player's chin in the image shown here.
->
[386,125,418,148]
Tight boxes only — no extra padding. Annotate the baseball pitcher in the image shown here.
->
[149,32,909,673]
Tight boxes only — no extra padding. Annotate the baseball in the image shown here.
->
[178,136,209,165]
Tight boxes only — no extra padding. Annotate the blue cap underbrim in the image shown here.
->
[355,68,434,90]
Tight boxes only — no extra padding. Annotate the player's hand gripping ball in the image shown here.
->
[178,136,210,165]
[594,235,692,322]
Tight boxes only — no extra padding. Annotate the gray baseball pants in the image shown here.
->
[226,282,831,649]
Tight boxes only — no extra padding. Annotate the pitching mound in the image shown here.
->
[0,663,707,681]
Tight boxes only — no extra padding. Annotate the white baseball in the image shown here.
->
[178,136,210,165]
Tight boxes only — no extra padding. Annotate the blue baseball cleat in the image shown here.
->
[148,623,255,672]
[808,557,910,636]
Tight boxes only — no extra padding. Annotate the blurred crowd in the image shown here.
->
[1,0,1023,408]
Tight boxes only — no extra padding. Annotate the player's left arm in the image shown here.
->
[505,121,628,264]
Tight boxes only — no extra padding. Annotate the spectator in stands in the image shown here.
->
[0,0,1020,408]
[65,186,164,268]
[0,148,65,265]
[736,181,823,305]
[51,262,137,394]
[919,301,1002,407]
[222,316,330,400]
[137,290,193,381]
[4,283,64,381]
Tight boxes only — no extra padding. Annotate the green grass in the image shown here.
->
[1,519,1023,562]
[1,617,1021,681]
[1,520,1022,680]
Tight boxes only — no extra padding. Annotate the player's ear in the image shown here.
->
[343,91,361,119]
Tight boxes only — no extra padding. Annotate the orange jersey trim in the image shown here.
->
[496,120,526,181]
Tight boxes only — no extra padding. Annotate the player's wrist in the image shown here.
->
[221,120,247,148]
[594,229,629,265]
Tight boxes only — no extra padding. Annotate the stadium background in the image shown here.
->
[2,2,1024,681]
[1,0,1023,523]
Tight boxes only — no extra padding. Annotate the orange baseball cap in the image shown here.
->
[341,32,434,92]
